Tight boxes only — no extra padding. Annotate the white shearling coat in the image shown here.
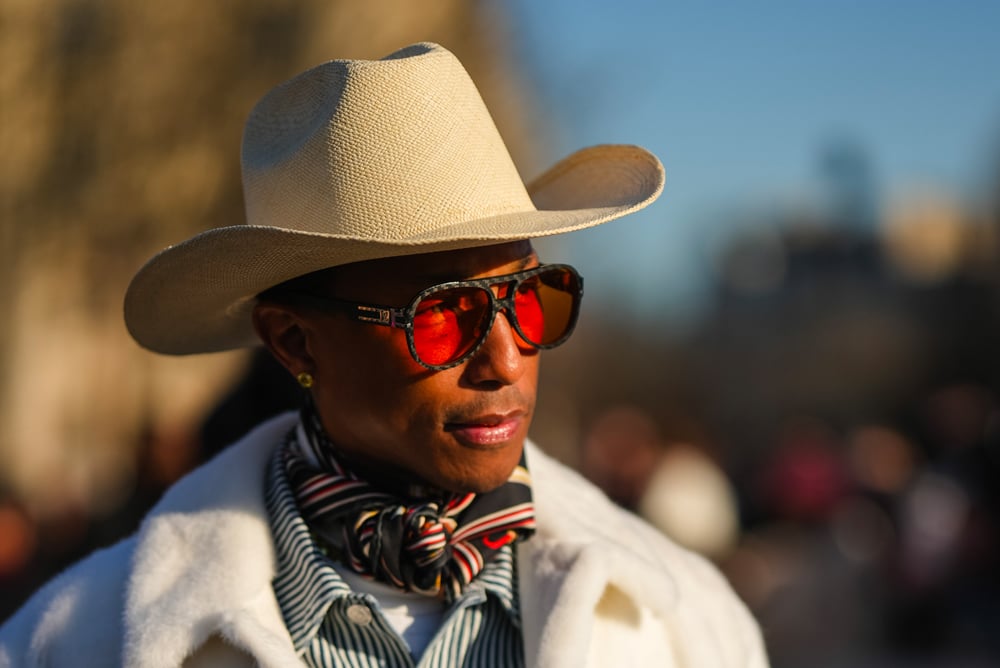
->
[0,414,768,667]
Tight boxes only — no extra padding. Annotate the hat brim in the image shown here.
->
[124,144,664,354]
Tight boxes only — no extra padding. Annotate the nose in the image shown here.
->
[463,310,529,387]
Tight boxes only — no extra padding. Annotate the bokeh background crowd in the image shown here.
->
[2,2,999,666]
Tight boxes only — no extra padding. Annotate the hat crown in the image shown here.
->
[240,43,533,240]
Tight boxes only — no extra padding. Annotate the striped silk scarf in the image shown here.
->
[283,408,536,603]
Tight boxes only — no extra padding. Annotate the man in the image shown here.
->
[1,43,767,667]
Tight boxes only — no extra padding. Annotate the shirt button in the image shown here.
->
[346,603,373,626]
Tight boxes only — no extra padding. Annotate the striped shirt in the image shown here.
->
[265,445,527,667]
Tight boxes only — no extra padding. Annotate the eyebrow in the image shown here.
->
[514,254,538,271]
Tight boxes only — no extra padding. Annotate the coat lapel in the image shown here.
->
[518,442,679,668]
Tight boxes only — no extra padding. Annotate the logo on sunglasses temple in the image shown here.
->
[357,305,394,325]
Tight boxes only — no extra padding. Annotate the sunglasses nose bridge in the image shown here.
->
[473,294,528,367]
[462,281,521,354]
[492,281,522,324]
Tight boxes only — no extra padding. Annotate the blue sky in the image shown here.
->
[506,1,1000,322]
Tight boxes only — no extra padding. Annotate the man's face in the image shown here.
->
[288,241,541,494]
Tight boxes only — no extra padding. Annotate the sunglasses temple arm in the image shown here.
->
[354,305,409,328]
[278,292,409,329]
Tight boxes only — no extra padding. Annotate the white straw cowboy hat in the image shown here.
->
[124,42,665,355]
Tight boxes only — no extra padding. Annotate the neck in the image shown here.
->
[299,404,451,499]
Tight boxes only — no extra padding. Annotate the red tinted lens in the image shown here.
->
[513,282,544,343]
[412,287,491,366]
[514,268,579,346]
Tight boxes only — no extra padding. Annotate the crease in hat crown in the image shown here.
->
[124,42,665,355]
[241,41,534,240]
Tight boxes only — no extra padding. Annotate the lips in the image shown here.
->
[446,412,525,447]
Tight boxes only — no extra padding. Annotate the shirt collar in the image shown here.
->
[265,443,352,651]
[468,542,521,627]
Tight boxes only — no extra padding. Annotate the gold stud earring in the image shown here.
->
[296,371,314,388]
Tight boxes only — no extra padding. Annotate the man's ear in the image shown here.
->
[252,302,313,376]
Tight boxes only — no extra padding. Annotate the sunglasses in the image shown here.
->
[284,264,583,370]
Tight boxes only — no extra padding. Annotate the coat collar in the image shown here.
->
[123,413,300,667]
[525,442,679,612]
[518,443,680,668]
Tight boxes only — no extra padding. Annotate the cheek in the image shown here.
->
[312,325,428,426]
[315,320,417,379]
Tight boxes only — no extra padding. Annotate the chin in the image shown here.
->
[437,445,524,494]
[457,475,514,495]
